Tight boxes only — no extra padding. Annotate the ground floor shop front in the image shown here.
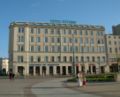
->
[13,62,106,76]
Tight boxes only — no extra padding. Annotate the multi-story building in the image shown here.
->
[112,24,120,35]
[9,21,107,76]
[105,34,120,72]
[0,58,9,74]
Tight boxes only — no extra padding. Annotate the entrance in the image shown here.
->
[110,64,118,72]
[36,66,40,75]
[56,66,60,75]
[18,66,24,76]
[101,66,105,73]
[62,66,66,75]
[49,66,53,75]
[29,66,33,75]
[42,66,46,76]
[92,65,96,74]
[76,66,79,74]
[68,66,72,75]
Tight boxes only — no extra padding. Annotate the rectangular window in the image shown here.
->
[45,56,48,62]
[37,56,41,62]
[18,27,24,33]
[36,37,40,42]
[18,56,23,63]
[45,46,49,52]
[31,37,34,42]
[45,37,48,42]
[45,29,48,34]
[31,46,34,52]
[30,56,34,62]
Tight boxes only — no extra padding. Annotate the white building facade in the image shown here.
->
[0,58,9,74]
[9,22,107,76]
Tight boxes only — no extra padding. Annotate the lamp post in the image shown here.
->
[72,32,75,76]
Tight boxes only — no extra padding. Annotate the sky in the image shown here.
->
[0,0,120,57]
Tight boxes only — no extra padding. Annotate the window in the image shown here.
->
[75,46,78,52]
[85,30,88,35]
[52,46,55,52]
[70,56,72,62]
[31,37,34,42]
[57,56,61,62]
[85,38,89,44]
[86,56,89,62]
[36,37,40,42]
[45,46,48,52]
[37,28,40,34]
[109,41,111,45]
[30,28,33,33]
[114,41,117,45]
[51,37,54,43]
[30,56,34,62]
[57,37,60,43]
[80,38,83,44]
[37,56,41,62]
[69,30,71,34]
[64,46,67,52]
[76,56,78,62]
[18,56,23,63]
[64,37,67,43]
[45,56,48,62]
[81,56,84,62]
[18,36,24,42]
[18,45,24,52]
[115,48,118,53]
[51,29,54,34]
[102,56,105,62]
[91,31,93,35]
[74,30,77,35]
[45,37,48,42]
[97,56,100,62]
[92,56,95,62]
[109,48,112,53]
[31,46,34,52]
[80,30,82,35]
[69,38,72,43]
[36,46,40,52]
[90,38,94,44]
[18,27,24,33]
[63,56,67,62]
[57,29,60,34]
[51,56,54,62]
[75,38,78,43]
[45,29,48,34]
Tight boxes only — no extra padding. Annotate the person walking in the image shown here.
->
[83,72,87,87]
[77,71,83,87]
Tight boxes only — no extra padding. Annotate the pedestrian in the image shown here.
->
[83,73,87,87]
[77,71,83,87]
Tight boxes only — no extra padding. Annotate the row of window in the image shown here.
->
[108,41,120,45]
[109,47,120,53]
[18,27,104,36]
[17,45,105,53]
[17,56,106,63]
[30,37,104,44]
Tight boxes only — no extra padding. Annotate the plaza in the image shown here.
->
[0,77,120,97]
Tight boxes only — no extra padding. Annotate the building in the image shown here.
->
[0,58,9,75]
[9,21,107,76]
[112,24,120,35]
[105,34,120,72]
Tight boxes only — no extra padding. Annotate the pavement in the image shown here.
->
[0,77,120,97]
[31,78,101,97]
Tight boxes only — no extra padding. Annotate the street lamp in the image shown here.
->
[72,32,75,76]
